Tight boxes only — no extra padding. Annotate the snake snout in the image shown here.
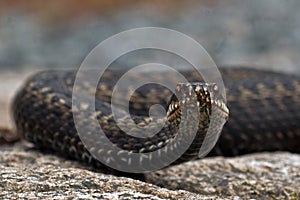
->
[175,82,213,107]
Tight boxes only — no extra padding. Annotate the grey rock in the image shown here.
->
[0,142,203,200]
[1,142,299,199]
[146,152,300,199]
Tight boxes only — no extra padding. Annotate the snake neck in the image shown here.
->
[165,83,217,163]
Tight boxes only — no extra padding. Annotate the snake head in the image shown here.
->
[166,83,208,123]
[167,82,229,132]
[176,83,213,110]
[167,82,228,117]
[166,82,229,159]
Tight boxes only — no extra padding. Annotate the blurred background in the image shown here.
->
[0,0,300,72]
[0,0,300,127]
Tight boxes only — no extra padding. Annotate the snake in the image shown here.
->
[11,67,300,175]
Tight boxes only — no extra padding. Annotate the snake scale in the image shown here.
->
[12,67,300,174]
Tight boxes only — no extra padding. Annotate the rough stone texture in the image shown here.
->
[0,142,205,200]
[145,152,300,199]
[1,142,299,199]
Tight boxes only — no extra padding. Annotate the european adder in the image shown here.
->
[12,67,300,174]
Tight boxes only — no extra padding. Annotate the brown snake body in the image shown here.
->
[12,67,300,174]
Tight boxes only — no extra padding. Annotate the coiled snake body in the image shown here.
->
[12,67,300,174]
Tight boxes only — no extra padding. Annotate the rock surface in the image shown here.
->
[1,141,299,199]
[0,142,203,200]
[145,152,300,199]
